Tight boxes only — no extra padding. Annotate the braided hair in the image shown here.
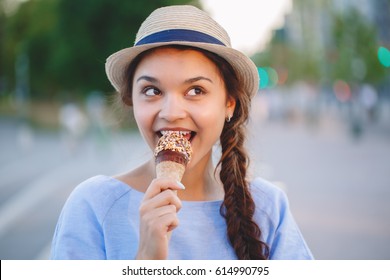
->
[206,52,269,260]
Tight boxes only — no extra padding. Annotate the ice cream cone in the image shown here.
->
[154,131,192,181]
[154,131,192,240]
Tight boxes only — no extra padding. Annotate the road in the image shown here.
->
[0,119,150,259]
[248,117,390,260]
[0,114,389,259]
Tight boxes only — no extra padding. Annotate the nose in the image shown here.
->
[158,94,187,122]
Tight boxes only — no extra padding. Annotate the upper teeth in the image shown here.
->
[161,130,191,136]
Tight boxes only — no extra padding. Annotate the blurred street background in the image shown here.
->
[0,0,389,259]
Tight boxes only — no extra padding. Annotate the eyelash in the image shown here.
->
[142,86,161,96]
[140,86,207,97]
[187,86,206,96]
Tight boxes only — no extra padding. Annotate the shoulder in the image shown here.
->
[51,175,135,259]
[63,175,133,223]
[71,174,131,196]
[249,177,291,233]
[249,177,289,215]
[249,177,314,259]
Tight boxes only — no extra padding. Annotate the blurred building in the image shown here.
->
[335,0,390,45]
[284,0,389,47]
[279,0,390,96]
[261,0,390,129]
[333,0,374,20]
[284,0,390,50]
[283,0,330,53]
[372,0,390,45]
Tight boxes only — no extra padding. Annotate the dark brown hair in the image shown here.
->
[121,45,269,260]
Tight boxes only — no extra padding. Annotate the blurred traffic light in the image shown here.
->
[257,67,279,89]
[378,46,390,68]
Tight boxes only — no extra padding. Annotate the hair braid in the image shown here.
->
[206,48,269,260]
[218,101,269,260]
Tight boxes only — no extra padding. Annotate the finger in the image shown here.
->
[143,178,185,200]
[142,206,180,234]
[140,190,182,215]
[141,204,178,222]
[155,211,180,233]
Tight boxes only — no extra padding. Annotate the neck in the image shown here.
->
[179,152,224,201]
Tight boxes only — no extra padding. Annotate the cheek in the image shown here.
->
[133,97,158,126]
[195,98,227,125]
[133,105,156,146]
[193,106,226,142]
[133,106,146,129]
[197,109,225,128]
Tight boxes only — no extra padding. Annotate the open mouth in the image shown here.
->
[157,130,196,142]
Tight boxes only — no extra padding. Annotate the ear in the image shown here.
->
[226,96,236,116]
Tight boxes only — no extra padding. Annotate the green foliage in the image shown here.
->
[252,26,322,86]
[0,0,5,81]
[252,5,386,87]
[2,0,198,99]
[4,0,59,97]
[330,8,386,84]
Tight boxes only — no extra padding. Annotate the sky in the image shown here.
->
[200,0,292,55]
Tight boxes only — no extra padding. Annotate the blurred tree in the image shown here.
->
[4,0,59,98]
[3,0,199,99]
[331,8,386,85]
[0,0,5,91]
[252,28,321,86]
[252,1,387,89]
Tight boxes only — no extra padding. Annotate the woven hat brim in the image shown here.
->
[105,41,259,98]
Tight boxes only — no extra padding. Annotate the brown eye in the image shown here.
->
[187,87,205,96]
[143,87,161,96]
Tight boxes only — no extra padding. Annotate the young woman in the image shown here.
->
[51,5,313,260]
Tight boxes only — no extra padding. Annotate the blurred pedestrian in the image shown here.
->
[51,5,313,260]
[59,102,88,153]
[359,84,378,122]
[85,91,110,151]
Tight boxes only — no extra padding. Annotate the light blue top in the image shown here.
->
[50,175,313,260]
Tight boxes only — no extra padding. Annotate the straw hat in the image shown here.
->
[105,5,259,98]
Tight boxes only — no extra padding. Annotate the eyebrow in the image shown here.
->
[136,75,213,84]
[185,76,213,84]
[136,75,160,84]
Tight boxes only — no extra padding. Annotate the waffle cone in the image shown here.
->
[155,160,184,240]
[155,160,185,181]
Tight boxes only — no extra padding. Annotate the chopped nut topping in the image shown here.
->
[154,131,192,162]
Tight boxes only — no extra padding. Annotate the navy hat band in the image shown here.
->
[135,29,226,46]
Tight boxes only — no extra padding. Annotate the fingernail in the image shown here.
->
[176,181,185,190]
